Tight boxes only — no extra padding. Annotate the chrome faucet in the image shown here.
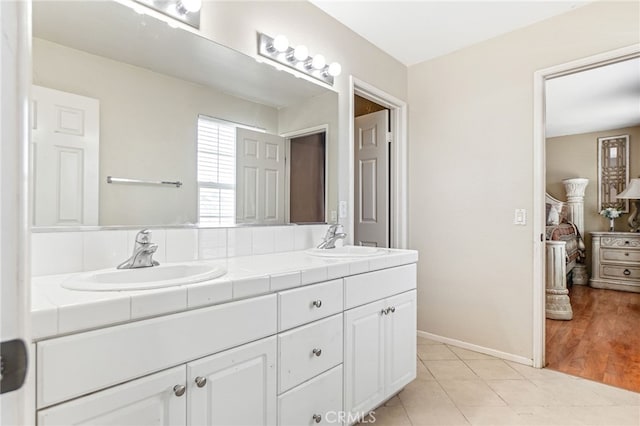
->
[117,229,160,269]
[317,224,347,249]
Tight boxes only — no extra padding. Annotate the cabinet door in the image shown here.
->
[385,290,417,395]
[344,299,386,417]
[38,366,186,426]
[187,336,276,426]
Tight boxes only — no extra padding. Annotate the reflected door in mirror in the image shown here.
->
[31,85,99,226]
[289,132,326,223]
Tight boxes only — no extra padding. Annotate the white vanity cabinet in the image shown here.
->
[343,265,417,421]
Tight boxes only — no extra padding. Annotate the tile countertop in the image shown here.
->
[31,248,418,341]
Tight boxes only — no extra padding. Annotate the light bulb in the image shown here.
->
[328,62,342,77]
[311,54,326,70]
[177,0,202,13]
[272,35,289,53]
[293,45,309,62]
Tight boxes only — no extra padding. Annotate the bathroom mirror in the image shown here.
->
[31,0,338,228]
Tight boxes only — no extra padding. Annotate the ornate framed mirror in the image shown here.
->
[598,134,629,212]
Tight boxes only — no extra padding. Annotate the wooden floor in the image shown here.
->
[546,285,640,393]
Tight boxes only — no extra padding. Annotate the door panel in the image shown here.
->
[385,291,417,395]
[187,336,276,426]
[344,300,386,416]
[31,85,99,226]
[236,128,285,224]
[38,366,186,426]
[354,110,389,247]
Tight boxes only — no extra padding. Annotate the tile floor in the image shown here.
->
[366,337,640,425]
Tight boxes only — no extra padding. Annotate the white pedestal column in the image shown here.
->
[546,241,573,320]
[562,178,589,285]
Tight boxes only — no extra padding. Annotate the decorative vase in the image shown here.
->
[609,218,615,232]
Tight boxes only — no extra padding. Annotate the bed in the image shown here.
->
[545,178,589,321]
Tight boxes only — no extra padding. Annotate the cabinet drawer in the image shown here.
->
[278,365,343,426]
[278,314,343,393]
[37,294,277,408]
[601,248,640,263]
[345,264,416,309]
[278,279,343,331]
[601,265,640,281]
[600,236,640,248]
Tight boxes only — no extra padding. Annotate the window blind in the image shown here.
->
[197,115,236,225]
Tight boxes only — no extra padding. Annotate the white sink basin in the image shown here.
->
[62,262,227,291]
[305,246,387,258]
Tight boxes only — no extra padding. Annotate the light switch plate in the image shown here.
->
[514,208,526,225]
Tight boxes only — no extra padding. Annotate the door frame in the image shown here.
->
[531,43,640,368]
[281,124,329,224]
[349,77,408,249]
[0,0,32,423]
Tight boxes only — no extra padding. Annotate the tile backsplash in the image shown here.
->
[32,225,329,277]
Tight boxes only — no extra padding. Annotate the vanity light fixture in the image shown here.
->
[616,178,640,232]
[133,0,202,29]
[258,32,341,86]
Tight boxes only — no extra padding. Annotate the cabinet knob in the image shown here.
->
[625,241,630,245]
[312,414,322,423]
[312,348,322,357]
[173,384,186,397]
[624,269,631,276]
[195,376,207,388]
[312,300,322,308]
[625,252,630,256]
[380,308,388,315]
[389,306,396,313]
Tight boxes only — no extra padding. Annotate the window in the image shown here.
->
[197,115,237,225]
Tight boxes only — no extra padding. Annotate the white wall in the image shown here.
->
[408,1,640,359]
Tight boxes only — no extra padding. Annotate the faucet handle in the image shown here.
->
[136,229,152,244]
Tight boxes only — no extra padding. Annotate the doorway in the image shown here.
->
[350,78,408,249]
[354,96,390,247]
[289,131,326,224]
[532,44,640,371]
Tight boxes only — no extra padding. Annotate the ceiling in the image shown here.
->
[309,0,591,66]
[545,58,640,138]
[309,0,640,137]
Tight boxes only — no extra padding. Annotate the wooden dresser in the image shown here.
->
[590,232,640,293]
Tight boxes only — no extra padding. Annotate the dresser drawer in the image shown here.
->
[278,365,343,426]
[601,264,640,281]
[601,248,640,263]
[278,314,343,393]
[278,279,343,331]
[600,235,640,248]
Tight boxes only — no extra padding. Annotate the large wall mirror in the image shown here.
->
[31,0,338,228]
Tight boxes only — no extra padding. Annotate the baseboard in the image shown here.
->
[416,330,534,366]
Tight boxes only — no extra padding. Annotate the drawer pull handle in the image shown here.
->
[624,269,631,276]
[312,348,322,357]
[195,376,207,388]
[312,414,322,423]
[312,300,322,308]
[173,384,186,397]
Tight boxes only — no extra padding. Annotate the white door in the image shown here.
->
[31,85,99,226]
[344,299,386,417]
[354,110,389,247]
[236,128,285,224]
[385,290,417,395]
[186,336,276,426]
[1,1,30,424]
[37,366,187,425]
